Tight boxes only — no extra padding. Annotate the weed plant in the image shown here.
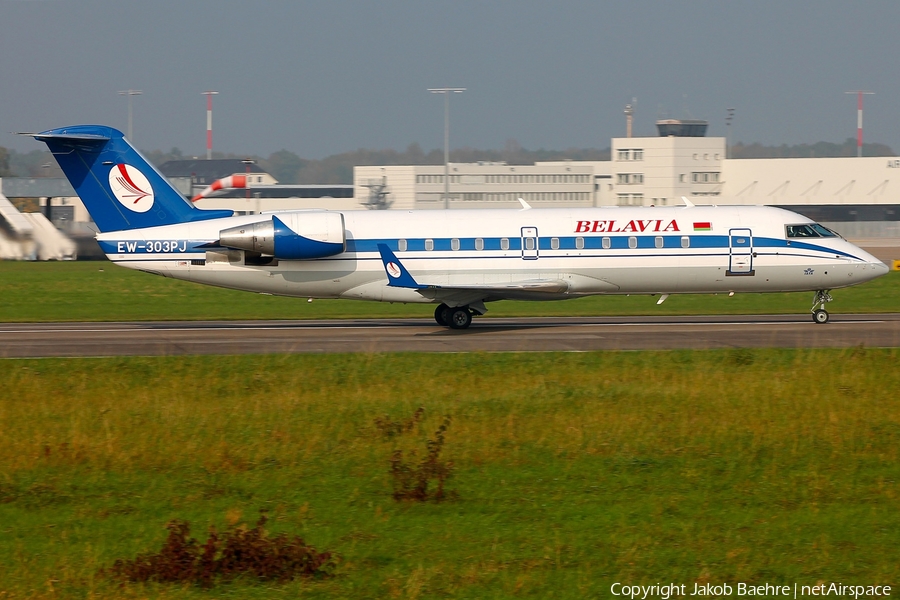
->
[0,349,898,598]
[389,415,455,502]
[104,513,334,587]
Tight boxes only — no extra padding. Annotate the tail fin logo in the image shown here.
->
[108,163,155,213]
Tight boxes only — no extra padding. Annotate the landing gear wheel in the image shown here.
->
[434,303,450,326]
[447,307,473,330]
[810,289,833,325]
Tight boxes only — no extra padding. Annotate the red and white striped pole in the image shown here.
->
[846,90,874,157]
[202,91,219,160]
[857,92,863,155]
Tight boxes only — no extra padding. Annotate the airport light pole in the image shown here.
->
[845,91,874,157]
[428,87,466,209]
[725,107,735,159]
[202,91,219,160]
[118,89,142,140]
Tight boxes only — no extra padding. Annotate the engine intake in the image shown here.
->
[219,212,345,260]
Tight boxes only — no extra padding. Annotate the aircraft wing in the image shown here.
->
[422,279,570,306]
[375,243,570,305]
[441,280,569,293]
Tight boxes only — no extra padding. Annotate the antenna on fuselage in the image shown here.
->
[517,197,532,210]
[681,196,695,208]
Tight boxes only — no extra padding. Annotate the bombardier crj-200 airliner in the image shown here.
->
[33,125,889,328]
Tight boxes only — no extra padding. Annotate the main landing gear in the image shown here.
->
[434,303,474,330]
[811,289,833,324]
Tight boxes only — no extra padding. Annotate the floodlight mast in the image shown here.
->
[117,89,143,140]
[428,87,466,209]
[725,107,735,159]
[845,90,874,157]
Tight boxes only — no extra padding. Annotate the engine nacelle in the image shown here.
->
[219,212,345,260]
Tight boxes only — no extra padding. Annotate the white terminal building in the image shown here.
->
[354,119,900,241]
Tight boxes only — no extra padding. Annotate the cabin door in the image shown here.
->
[521,227,539,260]
[728,228,754,275]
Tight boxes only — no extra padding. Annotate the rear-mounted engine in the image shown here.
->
[218,212,345,260]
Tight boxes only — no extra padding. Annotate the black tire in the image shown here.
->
[434,303,449,326]
[447,307,473,329]
[813,309,829,324]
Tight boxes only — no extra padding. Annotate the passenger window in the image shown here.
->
[655,236,663,249]
[475,238,484,251]
[451,238,460,251]
[575,237,584,250]
[628,236,637,249]
[501,238,509,250]
[681,236,690,248]
[425,239,434,251]
[398,239,407,252]
[551,237,559,250]
[602,237,611,249]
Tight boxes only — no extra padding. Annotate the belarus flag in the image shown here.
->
[693,222,712,231]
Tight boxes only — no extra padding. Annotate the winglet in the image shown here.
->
[376,243,427,289]
[681,196,695,207]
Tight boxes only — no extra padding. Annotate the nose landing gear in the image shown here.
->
[811,289,833,324]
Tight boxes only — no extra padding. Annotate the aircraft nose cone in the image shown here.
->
[875,261,890,276]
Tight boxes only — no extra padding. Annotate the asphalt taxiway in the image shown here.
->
[1,314,898,358]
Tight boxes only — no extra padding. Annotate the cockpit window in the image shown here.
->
[786,223,838,238]
[810,224,838,237]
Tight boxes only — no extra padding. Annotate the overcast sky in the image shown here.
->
[2,0,899,158]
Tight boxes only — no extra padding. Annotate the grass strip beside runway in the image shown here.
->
[0,261,897,322]
[1,349,898,598]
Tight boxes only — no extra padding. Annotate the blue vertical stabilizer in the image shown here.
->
[33,125,232,233]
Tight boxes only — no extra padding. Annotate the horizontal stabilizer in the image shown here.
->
[32,132,111,143]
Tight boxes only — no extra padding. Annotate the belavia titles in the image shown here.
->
[575,219,680,233]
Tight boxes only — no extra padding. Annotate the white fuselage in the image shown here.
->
[95,205,888,306]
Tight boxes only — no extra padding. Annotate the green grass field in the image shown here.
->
[1,350,898,598]
[0,261,897,322]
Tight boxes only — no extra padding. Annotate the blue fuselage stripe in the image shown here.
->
[99,234,863,262]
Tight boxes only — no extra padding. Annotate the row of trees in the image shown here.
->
[0,147,13,177]
[730,138,894,159]
[1,138,894,185]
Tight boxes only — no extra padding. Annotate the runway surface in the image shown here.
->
[1,314,898,358]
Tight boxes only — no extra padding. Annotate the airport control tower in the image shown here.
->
[655,119,709,137]
[610,118,724,206]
